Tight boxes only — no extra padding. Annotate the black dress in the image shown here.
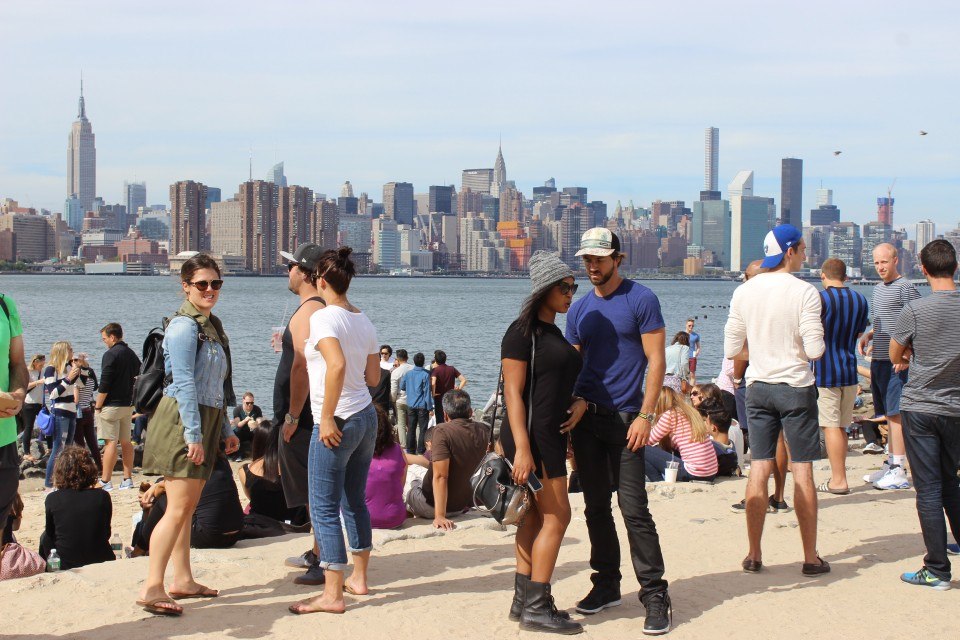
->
[500,319,583,479]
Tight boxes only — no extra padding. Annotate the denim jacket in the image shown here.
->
[163,301,236,444]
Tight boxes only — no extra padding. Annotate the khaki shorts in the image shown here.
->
[98,405,133,442]
[817,385,858,428]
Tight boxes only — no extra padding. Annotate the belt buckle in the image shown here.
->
[587,402,598,415]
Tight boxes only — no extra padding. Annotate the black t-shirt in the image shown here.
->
[194,456,244,534]
[500,319,583,439]
[273,297,323,431]
[42,488,115,569]
[370,368,391,408]
[232,404,263,422]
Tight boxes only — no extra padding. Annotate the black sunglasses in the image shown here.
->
[188,279,224,291]
[557,282,579,295]
[287,262,300,273]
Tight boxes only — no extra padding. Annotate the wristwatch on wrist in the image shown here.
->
[636,411,655,423]
[733,377,744,385]
[284,413,299,425]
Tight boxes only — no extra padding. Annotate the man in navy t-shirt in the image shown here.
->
[564,227,671,636]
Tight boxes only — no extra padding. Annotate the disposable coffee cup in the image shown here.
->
[271,327,284,352]
[665,460,680,483]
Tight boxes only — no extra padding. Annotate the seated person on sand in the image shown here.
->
[238,422,310,537]
[644,387,718,483]
[132,452,245,554]
[366,406,408,530]
[39,446,115,569]
[697,399,741,476]
[404,389,490,529]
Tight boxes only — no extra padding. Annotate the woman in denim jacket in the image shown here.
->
[138,254,239,617]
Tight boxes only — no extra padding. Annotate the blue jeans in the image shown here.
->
[308,404,377,571]
[901,410,960,580]
[44,412,76,488]
[643,445,716,482]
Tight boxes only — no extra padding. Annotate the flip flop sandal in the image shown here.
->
[741,558,763,573]
[817,481,851,495]
[169,586,219,599]
[136,597,183,616]
[343,584,370,596]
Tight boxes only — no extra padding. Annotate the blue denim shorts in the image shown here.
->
[870,359,908,417]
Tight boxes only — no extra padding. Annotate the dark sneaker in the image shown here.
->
[574,585,621,614]
[293,562,325,585]
[769,497,790,513]
[642,592,672,636]
[730,499,746,514]
[568,470,582,494]
[285,549,317,569]
[730,498,779,514]
[947,543,960,556]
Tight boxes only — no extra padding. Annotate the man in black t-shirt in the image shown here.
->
[231,392,262,459]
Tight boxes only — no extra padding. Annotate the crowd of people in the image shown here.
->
[1,225,958,634]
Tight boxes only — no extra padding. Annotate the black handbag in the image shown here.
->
[470,335,536,526]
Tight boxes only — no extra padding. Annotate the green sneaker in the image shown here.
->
[900,568,951,591]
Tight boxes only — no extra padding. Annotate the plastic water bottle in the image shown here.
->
[110,533,122,560]
[47,549,61,572]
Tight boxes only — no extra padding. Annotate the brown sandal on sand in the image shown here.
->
[288,599,345,615]
[137,597,184,616]
[169,585,219,599]
[742,558,763,573]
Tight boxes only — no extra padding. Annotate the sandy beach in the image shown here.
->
[4,444,955,640]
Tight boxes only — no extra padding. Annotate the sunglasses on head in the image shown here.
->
[556,282,579,295]
[188,279,224,291]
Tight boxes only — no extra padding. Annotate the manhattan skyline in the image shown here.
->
[1,1,957,232]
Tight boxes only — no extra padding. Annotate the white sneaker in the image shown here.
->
[874,466,910,490]
[118,478,134,490]
[863,460,890,484]
[862,442,885,455]
[98,480,115,492]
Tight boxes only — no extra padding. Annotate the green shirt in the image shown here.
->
[0,294,23,447]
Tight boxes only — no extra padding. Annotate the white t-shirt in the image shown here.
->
[306,306,379,420]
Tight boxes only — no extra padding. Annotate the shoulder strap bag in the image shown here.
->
[469,333,536,527]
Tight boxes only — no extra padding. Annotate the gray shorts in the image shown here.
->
[279,425,311,508]
[745,382,821,463]
[403,478,467,520]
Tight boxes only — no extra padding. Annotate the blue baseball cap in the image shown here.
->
[760,224,803,268]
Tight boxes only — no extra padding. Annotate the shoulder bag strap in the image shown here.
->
[488,364,502,451]
[527,333,536,435]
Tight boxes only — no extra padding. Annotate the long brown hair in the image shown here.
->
[655,387,709,443]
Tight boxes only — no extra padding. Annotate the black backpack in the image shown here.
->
[133,315,204,415]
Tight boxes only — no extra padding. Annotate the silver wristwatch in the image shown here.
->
[284,413,299,425]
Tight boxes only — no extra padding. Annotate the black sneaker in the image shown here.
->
[574,585,621,614]
[642,592,672,636]
[285,549,317,569]
[568,470,582,494]
[769,497,790,513]
[293,562,325,585]
[730,499,746,513]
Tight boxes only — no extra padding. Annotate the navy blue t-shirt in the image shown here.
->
[565,279,665,412]
[814,286,870,388]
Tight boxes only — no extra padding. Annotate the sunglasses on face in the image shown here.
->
[188,279,224,291]
[380,352,390,357]
[244,401,253,405]
[287,263,299,273]
[691,391,702,397]
[556,282,579,296]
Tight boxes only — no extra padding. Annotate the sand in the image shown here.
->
[3,446,956,640]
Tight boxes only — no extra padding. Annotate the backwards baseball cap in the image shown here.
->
[280,243,325,271]
[575,227,621,257]
[760,224,803,269]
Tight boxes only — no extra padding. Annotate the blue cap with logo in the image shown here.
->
[760,224,803,269]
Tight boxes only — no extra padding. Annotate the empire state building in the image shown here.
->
[67,80,96,214]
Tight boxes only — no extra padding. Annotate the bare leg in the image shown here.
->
[888,415,906,458]
[745,459,774,562]
[515,504,543,576]
[790,462,820,563]
[773,434,788,502]
[169,480,205,594]
[529,475,572,583]
[344,551,371,595]
[120,440,135,480]
[823,427,848,490]
[101,440,118,483]
[292,569,347,614]
[138,477,203,606]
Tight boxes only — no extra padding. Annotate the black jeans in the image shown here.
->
[901,410,960,580]
[406,407,430,454]
[571,410,668,600]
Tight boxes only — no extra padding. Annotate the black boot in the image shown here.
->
[508,573,530,621]
[520,581,583,635]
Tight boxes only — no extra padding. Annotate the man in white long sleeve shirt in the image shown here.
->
[724,224,828,577]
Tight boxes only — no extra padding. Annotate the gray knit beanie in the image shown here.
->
[528,251,574,298]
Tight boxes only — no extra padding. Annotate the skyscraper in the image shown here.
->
[313,200,339,251]
[692,199,731,270]
[67,79,96,214]
[277,185,315,256]
[340,181,354,198]
[383,182,414,226]
[492,145,507,198]
[816,187,833,206]
[877,197,894,226]
[462,169,493,195]
[237,180,278,274]
[916,219,936,251]
[124,181,146,225]
[704,127,719,192]
[429,185,455,214]
[170,180,208,256]
[266,162,287,188]
[810,204,841,227]
[780,158,803,228]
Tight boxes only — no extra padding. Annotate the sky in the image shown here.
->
[1,0,958,235]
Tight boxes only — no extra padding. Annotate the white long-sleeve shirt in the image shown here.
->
[724,272,825,388]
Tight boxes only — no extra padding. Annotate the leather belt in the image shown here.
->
[584,401,618,417]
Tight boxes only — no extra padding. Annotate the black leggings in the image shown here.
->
[73,409,101,471]
[19,404,42,456]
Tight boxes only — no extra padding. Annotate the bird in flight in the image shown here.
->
[833,151,842,156]
[920,130,928,136]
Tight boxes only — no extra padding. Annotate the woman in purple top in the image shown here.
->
[365,407,407,530]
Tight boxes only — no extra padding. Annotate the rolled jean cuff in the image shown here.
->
[319,561,349,571]
[347,544,373,554]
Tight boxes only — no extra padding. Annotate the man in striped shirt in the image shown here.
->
[857,244,921,490]
[815,259,869,494]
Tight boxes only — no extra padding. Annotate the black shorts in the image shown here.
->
[745,382,820,463]
[0,443,18,544]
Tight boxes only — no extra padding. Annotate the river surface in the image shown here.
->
[3,275,883,418]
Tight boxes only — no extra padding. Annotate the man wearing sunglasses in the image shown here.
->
[95,322,141,491]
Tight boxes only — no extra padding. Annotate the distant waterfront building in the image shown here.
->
[338,213,373,257]
[170,180,207,256]
[137,215,170,242]
[373,218,400,271]
[236,180,278,274]
[462,168,493,195]
[209,200,244,259]
[124,182,146,226]
[278,185,315,256]
[816,187,833,207]
[803,226,829,269]
[877,197,894,226]
[383,182,414,226]
[429,185,455,214]
[266,162,287,188]
[860,221,892,278]
[692,199,731,270]
[827,222,862,273]
[728,171,753,198]
[337,196,359,217]
[729,171,771,271]
[67,80,97,214]
[340,181,354,198]
[916,219,936,251]
[205,187,221,211]
[0,210,56,261]
[810,204,841,227]
[561,187,588,207]
[780,158,803,229]
[705,127,719,192]
[64,196,84,231]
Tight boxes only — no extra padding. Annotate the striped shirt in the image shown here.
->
[815,286,870,388]
[649,410,718,478]
[43,365,77,414]
[871,277,921,362]
[892,291,960,416]
[77,367,98,407]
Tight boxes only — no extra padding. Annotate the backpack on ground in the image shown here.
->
[133,315,203,415]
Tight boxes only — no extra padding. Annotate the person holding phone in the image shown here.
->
[289,246,380,616]
[500,251,585,635]
[137,253,240,617]
[43,342,81,490]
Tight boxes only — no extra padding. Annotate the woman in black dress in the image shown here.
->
[501,251,586,635]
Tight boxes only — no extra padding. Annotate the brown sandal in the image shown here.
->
[742,558,763,573]
[136,597,183,616]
